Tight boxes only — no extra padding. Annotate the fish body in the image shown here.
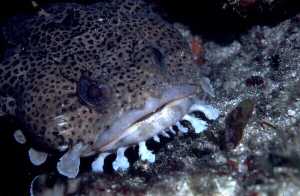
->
[0,0,218,177]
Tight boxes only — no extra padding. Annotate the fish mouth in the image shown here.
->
[56,84,219,178]
[95,84,199,152]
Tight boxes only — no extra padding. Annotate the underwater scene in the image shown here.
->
[0,0,300,195]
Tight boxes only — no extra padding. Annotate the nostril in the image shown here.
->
[77,75,111,109]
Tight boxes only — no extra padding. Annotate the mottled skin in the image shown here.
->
[0,0,202,156]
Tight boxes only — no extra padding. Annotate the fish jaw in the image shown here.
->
[98,95,196,152]
[94,84,198,152]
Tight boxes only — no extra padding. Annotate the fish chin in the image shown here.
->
[95,84,198,152]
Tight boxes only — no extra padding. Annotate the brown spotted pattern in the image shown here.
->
[0,0,202,155]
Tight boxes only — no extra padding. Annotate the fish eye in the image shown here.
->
[77,75,111,109]
[151,47,165,68]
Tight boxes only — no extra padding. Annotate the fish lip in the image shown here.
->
[94,84,198,152]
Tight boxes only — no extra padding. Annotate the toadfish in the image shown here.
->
[0,0,219,178]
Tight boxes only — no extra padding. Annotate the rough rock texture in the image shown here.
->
[29,11,300,196]
[222,0,296,15]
